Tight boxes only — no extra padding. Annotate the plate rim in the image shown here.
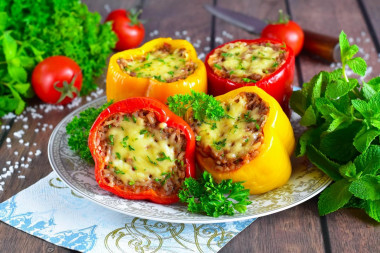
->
[48,96,332,224]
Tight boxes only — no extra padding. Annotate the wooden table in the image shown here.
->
[0,0,379,252]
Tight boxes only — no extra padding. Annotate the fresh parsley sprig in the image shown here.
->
[167,90,225,123]
[66,101,112,163]
[179,171,252,217]
[290,31,380,222]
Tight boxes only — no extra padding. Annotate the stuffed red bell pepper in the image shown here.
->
[205,38,295,111]
[88,97,196,204]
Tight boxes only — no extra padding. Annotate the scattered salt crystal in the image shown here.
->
[33,143,37,146]
[2,168,6,172]
[2,112,16,119]
[25,142,29,147]
[49,125,53,129]
[22,117,28,122]
[198,53,205,60]
[19,139,24,144]
[35,150,42,156]
[365,38,370,43]
[175,31,181,37]
[6,138,11,143]
[185,36,191,41]
[21,157,25,161]
[349,37,354,43]
[6,144,11,148]
[14,130,25,138]
[14,151,18,155]
[37,122,41,126]
[42,128,46,132]
[153,30,159,35]
[23,125,29,130]
[35,128,39,133]
[5,125,10,130]
[18,175,25,179]
[206,37,210,41]
[27,157,32,162]
[182,30,188,35]
[28,151,33,156]
[361,31,366,37]
[15,165,18,169]
[25,164,29,169]
[356,37,361,43]
[86,96,92,102]
[6,161,11,165]
[204,46,210,51]
[104,3,111,13]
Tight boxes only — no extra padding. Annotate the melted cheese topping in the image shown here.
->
[197,93,264,160]
[106,118,176,185]
[121,46,196,82]
[208,41,285,81]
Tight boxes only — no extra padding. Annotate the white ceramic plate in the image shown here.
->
[48,96,331,224]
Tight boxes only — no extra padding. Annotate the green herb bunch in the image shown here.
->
[66,101,112,163]
[167,90,225,123]
[179,171,251,217]
[290,31,380,222]
[0,0,117,116]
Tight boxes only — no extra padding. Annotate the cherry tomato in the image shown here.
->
[31,56,82,105]
[261,10,304,56]
[106,9,145,51]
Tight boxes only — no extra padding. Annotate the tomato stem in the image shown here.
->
[274,9,289,24]
[128,9,143,26]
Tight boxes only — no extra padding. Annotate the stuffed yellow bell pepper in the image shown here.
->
[106,38,207,103]
[190,86,295,194]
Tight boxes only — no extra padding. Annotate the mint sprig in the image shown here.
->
[290,31,380,222]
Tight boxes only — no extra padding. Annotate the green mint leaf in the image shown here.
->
[347,57,367,76]
[365,200,380,222]
[320,122,361,162]
[306,145,342,181]
[339,162,357,179]
[353,126,380,153]
[368,92,380,114]
[362,77,380,100]
[325,79,357,99]
[351,99,369,118]
[318,179,352,216]
[345,44,359,59]
[330,68,343,80]
[300,105,317,126]
[289,90,307,116]
[354,145,380,175]
[296,128,314,157]
[349,175,380,201]
[339,31,350,60]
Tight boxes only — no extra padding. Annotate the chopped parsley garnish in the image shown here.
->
[154,75,165,82]
[115,152,121,159]
[272,62,279,68]
[168,71,174,76]
[156,152,172,162]
[214,63,222,69]
[139,129,148,135]
[245,138,249,143]
[196,135,202,141]
[109,135,114,145]
[221,52,232,57]
[146,53,150,60]
[210,122,217,130]
[132,115,137,123]
[229,70,235,75]
[252,55,257,61]
[128,145,135,151]
[244,112,256,123]
[123,115,129,121]
[242,78,256,83]
[255,123,260,130]
[147,155,158,165]
[129,180,135,186]
[114,168,125,175]
[213,138,227,151]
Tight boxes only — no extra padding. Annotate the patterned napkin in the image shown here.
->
[0,171,255,252]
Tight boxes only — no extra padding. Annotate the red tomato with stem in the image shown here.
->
[261,10,304,56]
[106,9,145,51]
[31,56,82,105]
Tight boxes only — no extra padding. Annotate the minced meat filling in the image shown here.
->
[96,110,187,196]
[207,41,287,83]
[117,43,197,83]
[191,92,269,171]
